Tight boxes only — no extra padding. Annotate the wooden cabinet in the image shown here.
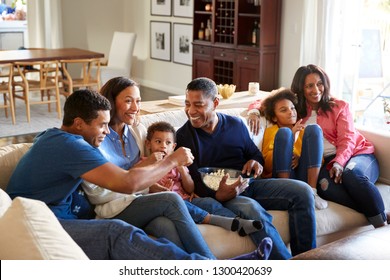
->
[192,0,281,91]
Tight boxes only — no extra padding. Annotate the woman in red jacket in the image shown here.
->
[291,64,389,228]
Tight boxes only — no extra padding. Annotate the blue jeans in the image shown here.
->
[59,219,211,260]
[273,125,323,180]
[192,193,292,259]
[188,196,238,223]
[113,192,214,259]
[241,178,316,256]
[318,153,386,227]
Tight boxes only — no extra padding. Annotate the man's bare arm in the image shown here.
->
[81,147,194,194]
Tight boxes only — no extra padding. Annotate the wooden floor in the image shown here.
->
[0,86,170,147]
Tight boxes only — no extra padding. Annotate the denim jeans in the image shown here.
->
[273,125,323,181]
[189,196,239,222]
[318,153,386,227]
[59,219,211,260]
[113,192,214,258]
[241,178,316,256]
[192,193,292,259]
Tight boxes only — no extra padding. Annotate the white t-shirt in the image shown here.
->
[305,110,336,157]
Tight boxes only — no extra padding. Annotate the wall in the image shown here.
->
[279,0,304,88]
[122,0,192,95]
[61,0,304,95]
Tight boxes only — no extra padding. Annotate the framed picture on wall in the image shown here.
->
[173,0,193,18]
[150,21,171,61]
[151,0,172,16]
[173,23,192,65]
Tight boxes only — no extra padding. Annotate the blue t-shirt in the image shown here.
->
[6,128,108,219]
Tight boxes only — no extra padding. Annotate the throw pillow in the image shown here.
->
[0,196,89,260]
[0,143,32,191]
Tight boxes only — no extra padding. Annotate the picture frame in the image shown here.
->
[173,23,192,66]
[151,0,172,16]
[173,0,193,18]
[150,21,171,61]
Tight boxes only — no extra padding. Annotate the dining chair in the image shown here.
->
[91,32,137,86]
[59,58,101,97]
[13,60,62,123]
[0,63,16,125]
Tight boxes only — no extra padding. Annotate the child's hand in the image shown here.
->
[292,119,305,136]
[141,152,166,166]
[247,113,261,135]
[188,192,199,202]
[291,153,300,169]
[160,178,174,189]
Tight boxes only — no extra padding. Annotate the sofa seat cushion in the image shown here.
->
[197,224,256,259]
[269,202,369,243]
[140,108,247,129]
[0,190,89,260]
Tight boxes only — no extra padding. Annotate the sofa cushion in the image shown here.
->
[197,224,256,259]
[0,195,88,260]
[140,108,248,129]
[0,143,32,190]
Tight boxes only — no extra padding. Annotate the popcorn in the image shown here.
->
[202,169,238,190]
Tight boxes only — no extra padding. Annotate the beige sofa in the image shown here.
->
[1,108,389,259]
[139,108,390,258]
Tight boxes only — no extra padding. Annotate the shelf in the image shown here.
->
[194,11,212,15]
[192,0,281,91]
[238,13,260,18]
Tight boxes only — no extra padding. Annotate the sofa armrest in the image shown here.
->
[357,126,390,184]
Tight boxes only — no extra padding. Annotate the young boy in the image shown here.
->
[145,121,263,236]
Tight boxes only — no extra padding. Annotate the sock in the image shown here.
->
[312,188,328,210]
[230,237,273,260]
[236,217,263,237]
[209,215,239,231]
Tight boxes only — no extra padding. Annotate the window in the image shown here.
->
[348,0,390,131]
[302,0,390,132]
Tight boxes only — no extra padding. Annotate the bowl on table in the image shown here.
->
[198,167,252,193]
[217,84,236,99]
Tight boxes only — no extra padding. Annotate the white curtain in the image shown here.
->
[300,0,363,98]
[26,0,63,48]
[300,0,325,67]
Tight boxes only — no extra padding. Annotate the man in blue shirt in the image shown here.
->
[176,77,317,259]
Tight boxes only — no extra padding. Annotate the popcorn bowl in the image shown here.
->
[198,167,251,192]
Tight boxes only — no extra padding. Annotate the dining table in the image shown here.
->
[0,47,104,63]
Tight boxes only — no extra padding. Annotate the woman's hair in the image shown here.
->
[262,88,297,123]
[290,64,335,118]
[62,89,111,126]
[146,121,176,142]
[100,77,140,126]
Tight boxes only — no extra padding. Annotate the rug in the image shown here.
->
[0,93,64,138]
